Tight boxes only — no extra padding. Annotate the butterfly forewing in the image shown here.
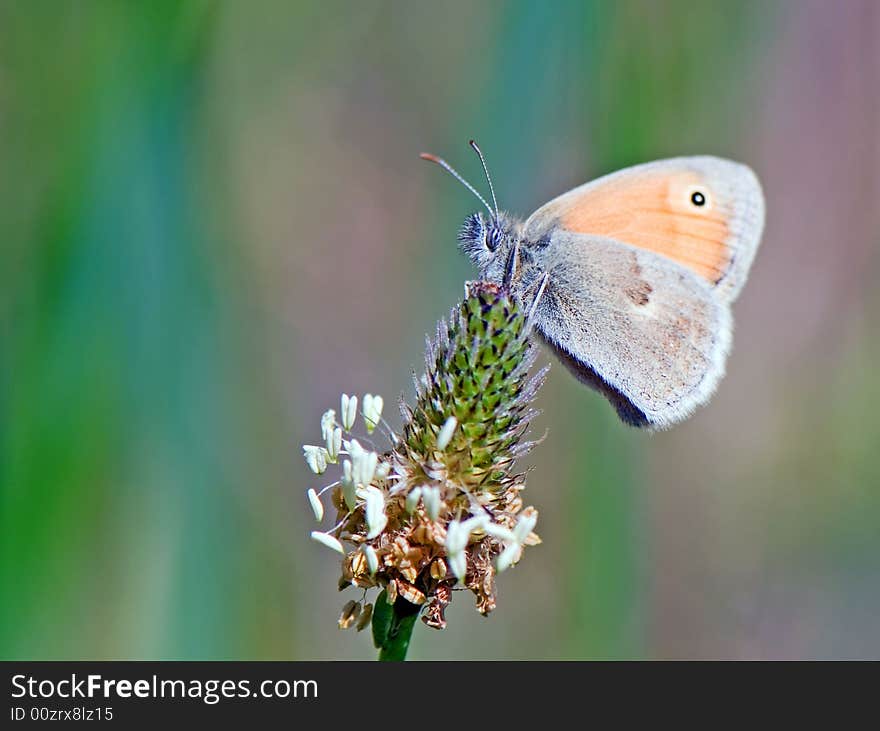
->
[523,156,764,303]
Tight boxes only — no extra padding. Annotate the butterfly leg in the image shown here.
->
[526,271,550,323]
[503,239,521,286]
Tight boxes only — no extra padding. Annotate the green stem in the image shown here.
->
[372,591,420,661]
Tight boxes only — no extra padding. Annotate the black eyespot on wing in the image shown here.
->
[691,191,706,207]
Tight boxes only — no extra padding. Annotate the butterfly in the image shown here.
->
[422,141,765,429]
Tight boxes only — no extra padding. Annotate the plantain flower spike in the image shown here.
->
[303,281,547,637]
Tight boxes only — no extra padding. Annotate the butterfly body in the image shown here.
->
[444,153,765,430]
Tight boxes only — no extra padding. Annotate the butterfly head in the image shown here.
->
[457,210,519,281]
[421,141,516,282]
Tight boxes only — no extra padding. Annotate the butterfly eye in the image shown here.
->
[486,227,502,251]
[690,189,707,207]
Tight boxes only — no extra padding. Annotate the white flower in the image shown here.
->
[341,394,358,431]
[464,515,488,533]
[513,509,538,543]
[349,440,378,486]
[341,459,356,510]
[310,531,344,554]
[363,544,379,575]
[363,394,383,434]
[325,426,342,462]
[320,409,336,441]
[446,551,467,579]
[482,521,516,543]
[436,415,458,450]
[445,520,470,555]
[362,452,378,485]
[307,488,324,521]
[405,486,423,514]
[496,509,538,573]
[422,485,441,521]
[363,486,388,539]
[448,552,467,581]
[374,461,390,481]
[303,445,328,474]
[495,542,522,572]
[444,516,486,580]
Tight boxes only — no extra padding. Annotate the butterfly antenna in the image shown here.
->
[469,140,499,220]
[420,152,494,218]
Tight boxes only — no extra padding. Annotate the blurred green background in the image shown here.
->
[2,0,878,660]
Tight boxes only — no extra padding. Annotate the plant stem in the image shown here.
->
[373,592,420,661]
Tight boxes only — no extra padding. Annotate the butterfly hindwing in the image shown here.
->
[529,231,732,429]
